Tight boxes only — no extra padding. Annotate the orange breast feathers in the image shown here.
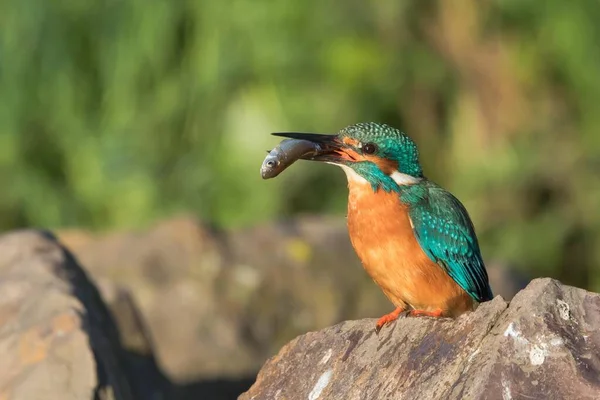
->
[346,180,473,317]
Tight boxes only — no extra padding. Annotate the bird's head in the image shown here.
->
[274,122,424,192]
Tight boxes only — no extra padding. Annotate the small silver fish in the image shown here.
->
[260,139,322,179]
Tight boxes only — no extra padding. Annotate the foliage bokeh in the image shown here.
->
[2,0,600,290]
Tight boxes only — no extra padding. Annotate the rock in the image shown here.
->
[57,216,526,386]
[0,230,138,400]
[241,278,600,400]
[59,216,259,381]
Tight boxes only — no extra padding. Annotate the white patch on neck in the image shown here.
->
[390,170,421,186]
[329,164,420,187]
[329,163,369,185]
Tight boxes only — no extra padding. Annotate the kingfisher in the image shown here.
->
[273,122,494,332]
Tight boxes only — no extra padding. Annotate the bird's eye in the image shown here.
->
[362,143,377,154]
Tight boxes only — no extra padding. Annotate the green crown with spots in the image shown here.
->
[339,122,423,179]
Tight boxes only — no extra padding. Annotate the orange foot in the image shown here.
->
[375,307,405,333]
[407,308,444,318]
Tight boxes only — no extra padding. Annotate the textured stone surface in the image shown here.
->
[0,230,138,400]
[241,279,600,400]
[58,216,527,383]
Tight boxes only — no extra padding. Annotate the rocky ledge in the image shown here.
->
[0,226,597,400]
[242,279,600,400]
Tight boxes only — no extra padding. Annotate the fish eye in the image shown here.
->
[362,143,377,154]
[266,159,279,168]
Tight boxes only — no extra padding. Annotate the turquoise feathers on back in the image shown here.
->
[401,181,494,303]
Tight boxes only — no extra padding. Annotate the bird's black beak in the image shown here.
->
[271,132,352,163]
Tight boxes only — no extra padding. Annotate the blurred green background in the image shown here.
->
[2,0,600,290]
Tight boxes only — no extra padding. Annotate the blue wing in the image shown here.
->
[405,184,493,303]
